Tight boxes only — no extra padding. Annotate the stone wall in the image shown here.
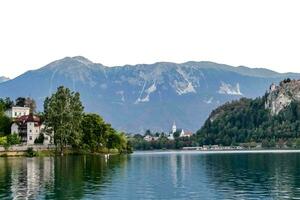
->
[0,144,56,152]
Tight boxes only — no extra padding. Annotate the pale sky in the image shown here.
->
[1,0,300,78]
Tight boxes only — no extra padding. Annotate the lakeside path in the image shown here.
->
[133,149,300,155]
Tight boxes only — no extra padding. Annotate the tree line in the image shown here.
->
[128,130,198,150]
[43,86,132,155]
[0,87,132,154]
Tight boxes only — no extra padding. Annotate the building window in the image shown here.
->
[29,136,32,140]
[15,112,17,116]
[29,130,32,133]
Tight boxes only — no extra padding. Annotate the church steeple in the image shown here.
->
[172,121,177,133]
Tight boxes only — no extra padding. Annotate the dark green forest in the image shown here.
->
[196,95,300,147]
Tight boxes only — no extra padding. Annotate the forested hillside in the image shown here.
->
[197,80,300,146]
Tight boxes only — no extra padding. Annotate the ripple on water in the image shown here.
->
[1,152,300,199]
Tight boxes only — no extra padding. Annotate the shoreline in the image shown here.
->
[0,145,123,157]
[3,147,300,157]
[133,149,300,155]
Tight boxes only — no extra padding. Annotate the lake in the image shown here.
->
[1,151,300,199]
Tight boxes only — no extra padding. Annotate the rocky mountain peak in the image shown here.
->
[71,56,94,65]
[41,56,100,71]
[265,79,300,115]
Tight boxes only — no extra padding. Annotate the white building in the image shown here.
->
[168,122,193,139]
[144,135,159,142]
[168,122,178,140]
[11,114,51,145]
[180,131,193,138]
[5,106,30,118]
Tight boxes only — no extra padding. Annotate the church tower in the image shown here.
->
[172,121,177,133]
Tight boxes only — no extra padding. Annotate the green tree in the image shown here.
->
[25,97,37,113]
[0,101,11,136]
[145,129,152,136]
[296,138,300,148]
[0,115,11,135]
[15,97,26,107]
[43,86,84,155]
[81,113,107,152]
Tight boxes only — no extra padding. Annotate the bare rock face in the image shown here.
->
[265,79,300,115]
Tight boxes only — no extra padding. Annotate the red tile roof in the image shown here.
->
[14,114,41,124]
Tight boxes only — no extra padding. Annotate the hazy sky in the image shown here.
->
[1,0,300,78]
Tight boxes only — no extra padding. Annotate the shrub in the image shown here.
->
[26,147,37,157]
[0,136,7,146]
[7,133,21,145]
[34,133,44,144]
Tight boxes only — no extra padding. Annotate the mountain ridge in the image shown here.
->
[0,76,10,83]
[1,56,300,133]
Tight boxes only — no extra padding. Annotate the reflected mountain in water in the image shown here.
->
[1,152,300,199]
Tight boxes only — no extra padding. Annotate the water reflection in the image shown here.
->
[202,153,300,199]
[0,155,127,200]
[1,152,300,199]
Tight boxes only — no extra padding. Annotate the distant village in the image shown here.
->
[143,122,193,142]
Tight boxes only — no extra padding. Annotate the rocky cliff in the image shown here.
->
[265,79,300,115]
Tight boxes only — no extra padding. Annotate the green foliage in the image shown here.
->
[12,97,37,113]
[0,98,12,136]
[129,133,197,150]
[43,86,131,155]
[7,133,21,145]
[0,136,7,145]
[0,97,14,111]
[296,138,300,148]
[34,133,45,144]
[26,147,37,157]
[43,86,84,154]
[173,131,181,138]
[0,115,11,135]
[81,114,107,152]
[15,97,26,107]
[107,131,121,149]
[197,95,300,147]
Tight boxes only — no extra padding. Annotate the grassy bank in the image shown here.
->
[0,147,124,157]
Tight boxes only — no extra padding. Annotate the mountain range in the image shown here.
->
[0,56,299,133]
[0,76,9,83]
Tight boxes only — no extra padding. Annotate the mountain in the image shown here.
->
[0,56,299,133]
[265,79,300,115]
[0,76,9,83]
[197,79,300,146]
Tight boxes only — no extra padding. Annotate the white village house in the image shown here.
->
[6,106,51,145]
[143,135,159,142]
[5,106,30,118]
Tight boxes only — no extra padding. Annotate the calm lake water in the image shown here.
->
[1,151,300,199]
